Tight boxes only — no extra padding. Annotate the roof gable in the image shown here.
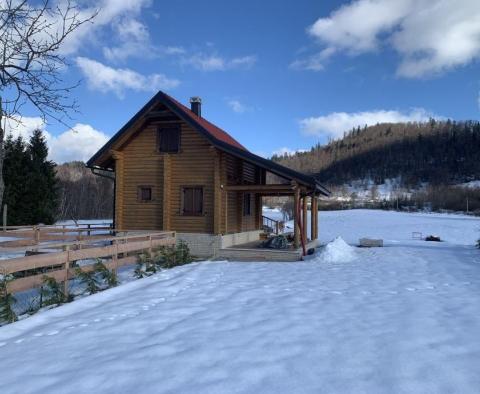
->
[87,91,329,196]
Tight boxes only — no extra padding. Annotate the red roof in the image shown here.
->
[165,94,247,151]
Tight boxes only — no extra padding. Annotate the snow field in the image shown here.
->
[0,210,479,393]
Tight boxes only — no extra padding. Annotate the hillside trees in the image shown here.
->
[56,162,113,220]
[273,120,480,188]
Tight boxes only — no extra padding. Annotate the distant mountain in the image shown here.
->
[273,119,480,188]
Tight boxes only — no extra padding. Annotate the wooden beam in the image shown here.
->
[293,186,300,249]
[224,184,294,192]
[213,151,222,235]
[162,154,171,230]
[315,197,319,240]
[302,196,308,242]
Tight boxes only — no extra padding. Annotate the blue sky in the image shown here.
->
[7,0,480,162]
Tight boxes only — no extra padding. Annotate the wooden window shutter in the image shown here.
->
[182,187,203,215]
[158,127,180,153]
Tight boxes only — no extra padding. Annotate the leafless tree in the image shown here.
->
[0,0,97,208]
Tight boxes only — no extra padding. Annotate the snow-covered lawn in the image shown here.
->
[1,210,479,393]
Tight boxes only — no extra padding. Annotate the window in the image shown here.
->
[138,186,152,202]
[158,127,180,153]
[243,193,251,216]
[182,187,203,215]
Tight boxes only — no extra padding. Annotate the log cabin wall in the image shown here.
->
[118,118,215,233]
[115,107,265,235]
[120,127,164,230]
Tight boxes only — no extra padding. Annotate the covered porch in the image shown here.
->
[216,182,324,261]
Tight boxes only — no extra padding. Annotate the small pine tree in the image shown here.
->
[41,276,69,306]
[75,267,102,295]
[0,275,17,324]
[176,241,193,264]
[134,252,158,279]
[26,129,59,224]
[93,260,118,287]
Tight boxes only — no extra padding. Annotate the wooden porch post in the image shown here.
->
[312,195,318,240]
[302,195,308,242]
[310,195,316,241]
[293,186,300,249]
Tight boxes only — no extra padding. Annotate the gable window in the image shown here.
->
[243,193,251,216]
[138,186,152,202]
[158,126,180,153]
[182,187,203,216]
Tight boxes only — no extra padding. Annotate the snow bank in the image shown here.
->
[316,236,356,263]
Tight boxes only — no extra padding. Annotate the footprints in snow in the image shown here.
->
[3,267,226,349]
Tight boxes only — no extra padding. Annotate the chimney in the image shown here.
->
[190,96,202,117]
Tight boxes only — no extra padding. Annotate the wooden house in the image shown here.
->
[87,92,329,259]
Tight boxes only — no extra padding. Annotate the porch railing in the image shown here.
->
[262,216,282,235]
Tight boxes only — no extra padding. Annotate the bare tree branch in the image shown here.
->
[0,0,98,209]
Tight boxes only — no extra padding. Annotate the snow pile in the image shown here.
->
[317,236,356,263]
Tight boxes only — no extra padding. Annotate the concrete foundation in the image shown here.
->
[177,231,319,262]
[177,230,262,259]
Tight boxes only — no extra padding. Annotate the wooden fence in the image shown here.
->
[0,231,176,295]
[0,222,113,249]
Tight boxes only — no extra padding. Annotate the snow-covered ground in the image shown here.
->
[0,210,479,393]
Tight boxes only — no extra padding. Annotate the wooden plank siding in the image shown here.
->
[113,109,265,235]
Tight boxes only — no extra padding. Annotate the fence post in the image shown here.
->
[63,245,70,298]
[87,224,91,237]
[2,204,6,232]
[112,240,118,274]
[34,226,40,244]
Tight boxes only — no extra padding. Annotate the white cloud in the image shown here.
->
[4,117,109,163]
[182,54,257,71]
[76,57,179,97]
[227,100,251,114]
[297,0,480,77]
[300,108,435,138]
[48,124,109,164]
[59,0,153,56]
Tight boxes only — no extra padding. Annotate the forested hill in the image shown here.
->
[272,120,480,187]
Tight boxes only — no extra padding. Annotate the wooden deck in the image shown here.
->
[216,239,319,262]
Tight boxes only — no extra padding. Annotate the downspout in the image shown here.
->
[87,166,115,231]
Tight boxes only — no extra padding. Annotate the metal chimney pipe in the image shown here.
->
[190,97,202,117]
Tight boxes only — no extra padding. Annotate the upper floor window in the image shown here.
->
[158,126,180,153]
